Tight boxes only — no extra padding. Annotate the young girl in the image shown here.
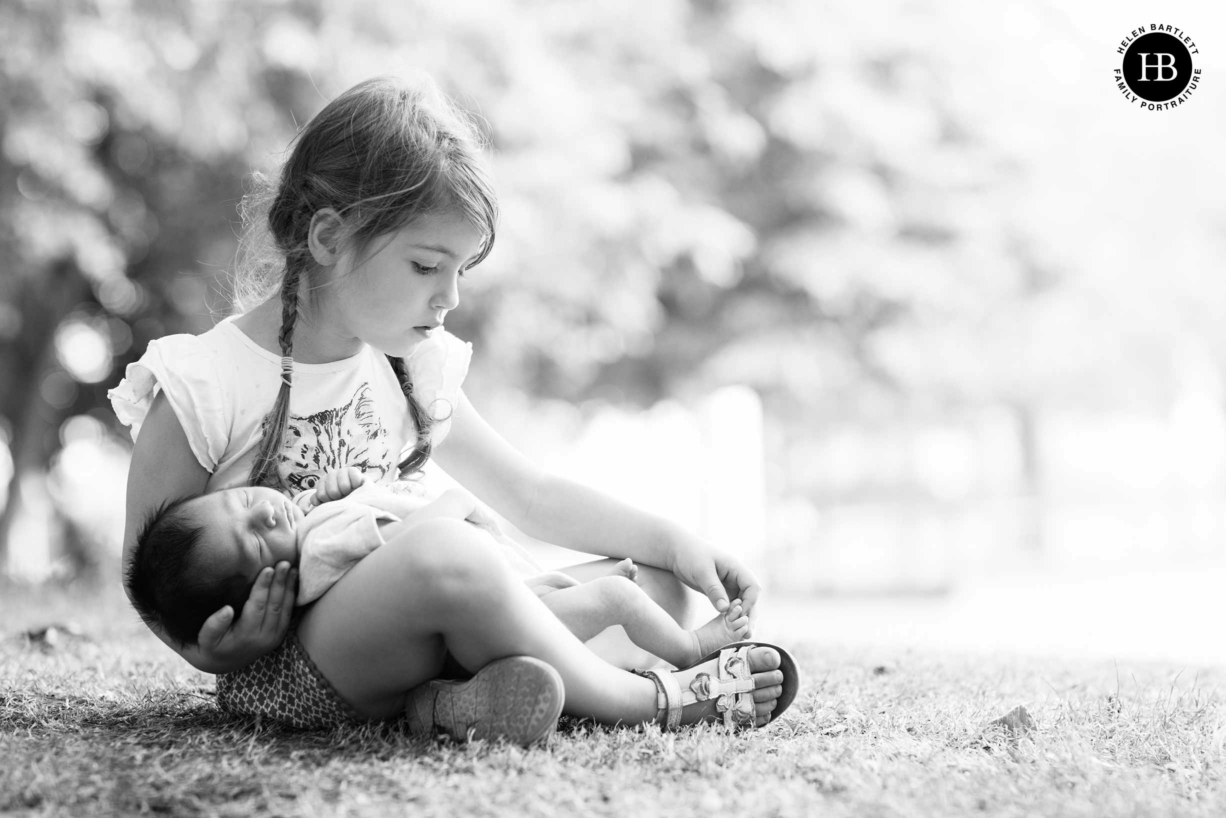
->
[128,468,753,670]
[110,75,799,745]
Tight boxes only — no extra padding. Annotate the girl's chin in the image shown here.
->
[375,335,428,359]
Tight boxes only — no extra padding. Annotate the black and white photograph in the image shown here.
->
[1,0,1223,815]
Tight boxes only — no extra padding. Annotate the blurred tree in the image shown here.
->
[3,0,1223,574]
[0,0,295,572]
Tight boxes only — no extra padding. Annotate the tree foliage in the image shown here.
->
[1,0,1223,571]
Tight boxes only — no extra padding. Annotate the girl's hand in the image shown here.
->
[194,562,297,674]
[315,467,365,503]
[419,487,505,538]
[669,538,764,627]
[464,498,506,539]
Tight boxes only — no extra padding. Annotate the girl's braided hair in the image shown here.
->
[233,76,498,490]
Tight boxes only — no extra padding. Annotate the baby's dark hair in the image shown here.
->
[126,496,253,647]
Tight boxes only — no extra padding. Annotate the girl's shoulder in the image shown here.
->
[107,320,257,449]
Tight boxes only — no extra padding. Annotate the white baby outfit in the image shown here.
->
[289,482,410,604]
[289,482,541,604]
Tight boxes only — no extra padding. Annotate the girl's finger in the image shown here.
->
[276,568,298,632]
[261,562,292,627]
[739,580,762,616]
[244,567,274,622]
[198,605,235,649]
[699,570,730,612]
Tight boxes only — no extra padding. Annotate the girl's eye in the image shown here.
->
[413,262,439,275]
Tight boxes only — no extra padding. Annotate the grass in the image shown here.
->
[1,576,1223,817]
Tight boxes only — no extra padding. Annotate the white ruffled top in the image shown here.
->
[108,318,472,495]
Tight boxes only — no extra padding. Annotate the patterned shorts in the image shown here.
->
[215,628,362,730]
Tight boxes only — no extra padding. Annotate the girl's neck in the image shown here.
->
[234,297,365,364]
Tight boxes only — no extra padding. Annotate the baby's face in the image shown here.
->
[191,486,304,581]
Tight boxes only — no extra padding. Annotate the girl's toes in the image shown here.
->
[748,646,781,672]
[753,684,783,703]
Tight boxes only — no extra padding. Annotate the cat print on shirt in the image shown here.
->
[277,384,393,493]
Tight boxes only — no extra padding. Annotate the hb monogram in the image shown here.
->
[1137,53,1178,81]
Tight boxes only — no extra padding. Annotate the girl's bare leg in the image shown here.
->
[561,557,702,669]
[297,519,784,726]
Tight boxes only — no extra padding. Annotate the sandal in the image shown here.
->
[633,640,800,730]
[404,655,565,746]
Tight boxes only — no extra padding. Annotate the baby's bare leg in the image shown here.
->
[542,575,749,668]
[539,580,632,642]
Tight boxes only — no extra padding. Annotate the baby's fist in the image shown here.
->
[316,467,365,502]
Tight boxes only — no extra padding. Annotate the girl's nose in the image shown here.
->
[431,270,461,311]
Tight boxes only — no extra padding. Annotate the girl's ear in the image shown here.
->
[307,209,344,266]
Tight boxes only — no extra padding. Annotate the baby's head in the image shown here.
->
[127,486,303,645]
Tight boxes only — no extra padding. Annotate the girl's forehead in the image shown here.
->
[388,212,486,257]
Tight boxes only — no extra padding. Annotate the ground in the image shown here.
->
[1,578,1222,817]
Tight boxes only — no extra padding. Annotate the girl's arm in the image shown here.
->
[123,392,295,673]
[432,390,762,618]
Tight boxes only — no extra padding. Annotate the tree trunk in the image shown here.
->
[1013,401,1044,554]
[0,259,89,576]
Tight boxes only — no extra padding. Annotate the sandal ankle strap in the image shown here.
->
[632,667,683,730]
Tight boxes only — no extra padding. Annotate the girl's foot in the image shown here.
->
[612,558,639,582]
[686,600,751,666]
[404,655,565,746]
[637,642,793,730]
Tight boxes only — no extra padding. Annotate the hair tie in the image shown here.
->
[280,356,294,387]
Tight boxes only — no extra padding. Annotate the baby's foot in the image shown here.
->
[687,599,751,665]
[612,558,638,583]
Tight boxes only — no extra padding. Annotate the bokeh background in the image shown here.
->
[2,0,1223,664]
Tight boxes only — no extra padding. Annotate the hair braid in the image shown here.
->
[231,76,498,490]
[247,262,302,489]
[387,354,435,478]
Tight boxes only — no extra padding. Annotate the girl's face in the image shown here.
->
[192,486,303,581]
[321,210,486,359]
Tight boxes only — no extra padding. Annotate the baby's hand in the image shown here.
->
[315,467,365,503]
